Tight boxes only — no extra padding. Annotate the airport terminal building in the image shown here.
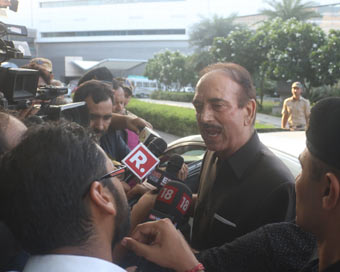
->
[3,0,340,82]
[20,0,208,81]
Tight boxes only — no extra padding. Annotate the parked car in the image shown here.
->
[160,130,305,193]
[180,86,194,93]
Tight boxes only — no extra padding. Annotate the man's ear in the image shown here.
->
[89,181,116,216]
[322,173,340,211]
[244,99,256,126]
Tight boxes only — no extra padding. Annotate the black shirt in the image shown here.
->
[100,127,130,162]
[197,222,316,272]
[192,132,296,250]
[300,259,340,272]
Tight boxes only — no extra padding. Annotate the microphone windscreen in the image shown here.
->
[153,180,192,227]
[166,154,184,175]
[147,137,167,157]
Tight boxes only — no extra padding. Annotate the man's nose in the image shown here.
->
[118,103,124,113]
[94,119,104,131]
[200,106,214,122]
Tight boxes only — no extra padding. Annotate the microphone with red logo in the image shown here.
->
[147,180,192,228]
[122,137,167,184]
[135,181,193,272]
[146,154,185,189]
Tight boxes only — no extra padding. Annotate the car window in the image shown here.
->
[164,144,206,163]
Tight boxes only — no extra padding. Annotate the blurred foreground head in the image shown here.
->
[295,97,340,238]
[0,121,130,255]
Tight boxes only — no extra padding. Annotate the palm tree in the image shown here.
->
[260,0,320,21]
[189,14,241,51]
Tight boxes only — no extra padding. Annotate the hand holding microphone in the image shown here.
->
[122,219,200,272]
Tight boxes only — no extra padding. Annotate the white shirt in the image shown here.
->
[23,254,126,272]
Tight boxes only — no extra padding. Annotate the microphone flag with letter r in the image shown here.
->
[122,142,160,180]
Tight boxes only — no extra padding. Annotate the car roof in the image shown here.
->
[168,131,306,159]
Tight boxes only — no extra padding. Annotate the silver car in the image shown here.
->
[162,130,305,179]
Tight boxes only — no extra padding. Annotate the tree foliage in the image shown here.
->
[145,17,340,101]
[211,18,340,98]
[189,15,241,50]
[260,0,320,21]
[144,50,194,90]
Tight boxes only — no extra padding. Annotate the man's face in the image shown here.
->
[112,87,126,114]
[292,85,302,99]
[38,76,47,87]
[193,71,252,159]
[102,154,130,247]
[85,96,113,136]
[295,148,323,234]
[124,94,132,107]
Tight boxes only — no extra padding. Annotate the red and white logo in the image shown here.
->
[157,185,178,204]
[122,143,160,180]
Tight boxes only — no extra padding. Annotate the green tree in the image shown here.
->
[189,14,241,51]
[211,27,271,106]
[310,29,340,87]
[260,0,320,21]
[144,50,194,90]
[260,18,326,96]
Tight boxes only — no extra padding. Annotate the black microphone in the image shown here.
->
[147,137,167,157]
[165,154,184,180]
[147,180,192,228]
[135,181,193,272]
[146,154,184,188]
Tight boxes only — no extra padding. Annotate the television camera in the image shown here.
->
[0,21,88,125]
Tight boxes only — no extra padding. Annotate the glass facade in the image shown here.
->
[40,0,184,8]
[41,28,186,37]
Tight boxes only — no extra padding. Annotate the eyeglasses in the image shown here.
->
[82,165,127,198]
[98,165,127,181]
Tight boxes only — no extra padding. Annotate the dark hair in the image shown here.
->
[73,79,114,104]
[21,63,52,85]
[112,78,122,91]
[0,121,109,254]
[200,62,256,108]
[309,152,340,182]
[114,77,134,97]
[77,67,113,86]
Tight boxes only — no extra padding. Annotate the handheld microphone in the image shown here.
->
[134,181,193,272]
[165,154,184,180]
[146,154,184,189]
[123,137,168,183]
[147,137,167,157]
[147,180,192,228]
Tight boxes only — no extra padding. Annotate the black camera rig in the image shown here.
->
[0,21,88,125]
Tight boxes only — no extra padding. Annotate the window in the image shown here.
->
[41,29,185,38]
[40,0,184,8]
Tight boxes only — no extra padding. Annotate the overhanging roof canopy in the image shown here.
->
[72,58,147,72]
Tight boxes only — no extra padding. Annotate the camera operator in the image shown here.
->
[21,63,52,87]
[73,79,130,162]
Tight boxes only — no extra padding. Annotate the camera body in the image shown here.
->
[0,21,89,125]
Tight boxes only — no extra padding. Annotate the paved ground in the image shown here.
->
[140,98,282,128]
[154,129,180,144]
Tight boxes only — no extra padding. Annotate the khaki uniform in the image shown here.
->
[282,96,310,129]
